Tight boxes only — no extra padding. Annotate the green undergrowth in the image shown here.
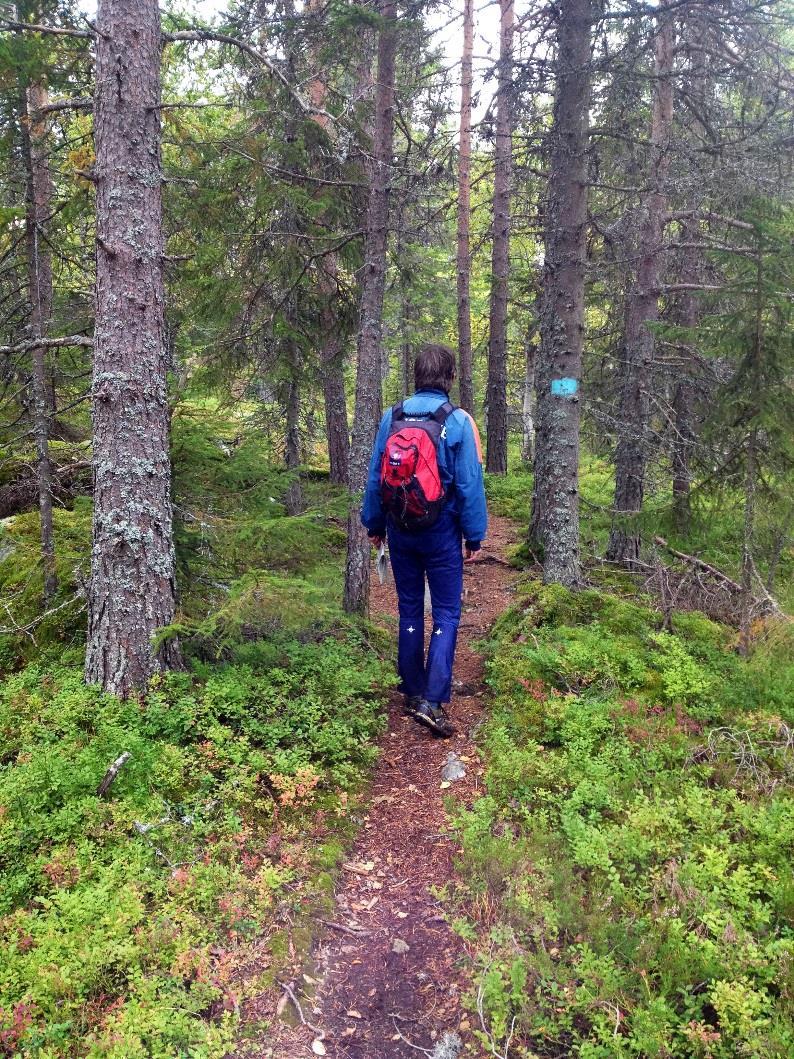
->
[452,581,794,1058]
[484,453,794,610]
[0,404,351,671]
[0,635,390,1057]
[0,403,394,1055]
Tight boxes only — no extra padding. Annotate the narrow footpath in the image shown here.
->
[251,516,517,1059]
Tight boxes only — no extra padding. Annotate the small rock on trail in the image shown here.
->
[440,752,466,783]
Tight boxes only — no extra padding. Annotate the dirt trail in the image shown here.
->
[253,516,517,1059]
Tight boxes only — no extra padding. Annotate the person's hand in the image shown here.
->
[369,534,385,549]
[464,545,482,564]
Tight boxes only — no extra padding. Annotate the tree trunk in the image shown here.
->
[399,271,413,397]
[521,328,537,464]
[606,19,674,567]
[85,0,181,695]
[739,426,757,656]
[456,0,475,413]
[529,0,592,586]
[484,0,514,475]
[671,231,699,532]
[307,0,349,485]
[284,350,303,515]
[317,259,350,485]
[740,243,765,656]
[343,0,397,614]
[21,80,57,601]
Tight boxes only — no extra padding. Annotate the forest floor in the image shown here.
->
[235,516,518,1059]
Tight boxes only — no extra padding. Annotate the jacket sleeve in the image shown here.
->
[360,410,392,535]
[453,411,488,545]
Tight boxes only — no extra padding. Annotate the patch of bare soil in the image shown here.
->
[234,517,517,1059]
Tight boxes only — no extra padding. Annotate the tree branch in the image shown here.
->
[0,335,94,356]
[163,30,335,126]
[0,18,92,38]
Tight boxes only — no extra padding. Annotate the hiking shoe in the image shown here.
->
[403,694,422,717]
[413,700,455,738]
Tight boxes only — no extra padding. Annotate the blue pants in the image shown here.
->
[387,511,463,704]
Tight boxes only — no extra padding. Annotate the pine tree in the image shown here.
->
[530,0,592,586]
[484,0,514,475]
[85,0,181,694]
[456,0,475,413]
[343,0,397,614]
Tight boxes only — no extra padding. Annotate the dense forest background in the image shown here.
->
[0,0,793,1056]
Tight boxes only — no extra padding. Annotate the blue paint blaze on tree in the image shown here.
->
[551,377,578,397]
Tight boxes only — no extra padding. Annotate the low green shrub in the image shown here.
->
[0,637,390,1057]
[454,582,794,1058]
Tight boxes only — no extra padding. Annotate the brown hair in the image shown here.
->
[414,342,456,393]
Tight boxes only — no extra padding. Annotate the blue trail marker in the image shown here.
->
[551,377,578,397]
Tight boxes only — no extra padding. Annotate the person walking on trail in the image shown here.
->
[361,343,488,738]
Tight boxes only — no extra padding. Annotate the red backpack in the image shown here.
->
[379,401,454,531]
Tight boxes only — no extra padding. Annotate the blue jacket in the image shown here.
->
[361,388,488,547]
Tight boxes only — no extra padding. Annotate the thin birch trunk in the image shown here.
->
[484,0,514,475]
[456,0,475,412]
[530,0,592,586]
[85,0,181,694]
[521,327,537,464]
[343,0,397,614]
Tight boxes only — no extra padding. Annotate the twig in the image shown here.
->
[318,918,371,936]
[390,1017,434,1055]
[0,591,85,640]
[277,979,324,1039]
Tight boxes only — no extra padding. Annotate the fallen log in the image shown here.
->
[653,536,743,593]
[653,536,783,617]
[0,460,91,519]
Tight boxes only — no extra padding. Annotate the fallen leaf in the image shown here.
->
[395,910,408,919]
[391,938,410,955]
[311,1040,326,1056]
[440,780,451,789]
[347,1010,363,1019]
[275,992,288,1018]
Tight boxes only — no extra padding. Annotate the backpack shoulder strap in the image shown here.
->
[391,401,406,423]
[431,401,455,425]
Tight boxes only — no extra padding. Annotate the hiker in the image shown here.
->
[361,342,488,738]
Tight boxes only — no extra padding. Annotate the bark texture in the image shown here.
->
[456,0,475,413]
[85,0,181,695]
[343,0,397,614]
[484,0,514,475]
[530,0,592,586]
[606,19,674,566]
[22,81,57,600]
